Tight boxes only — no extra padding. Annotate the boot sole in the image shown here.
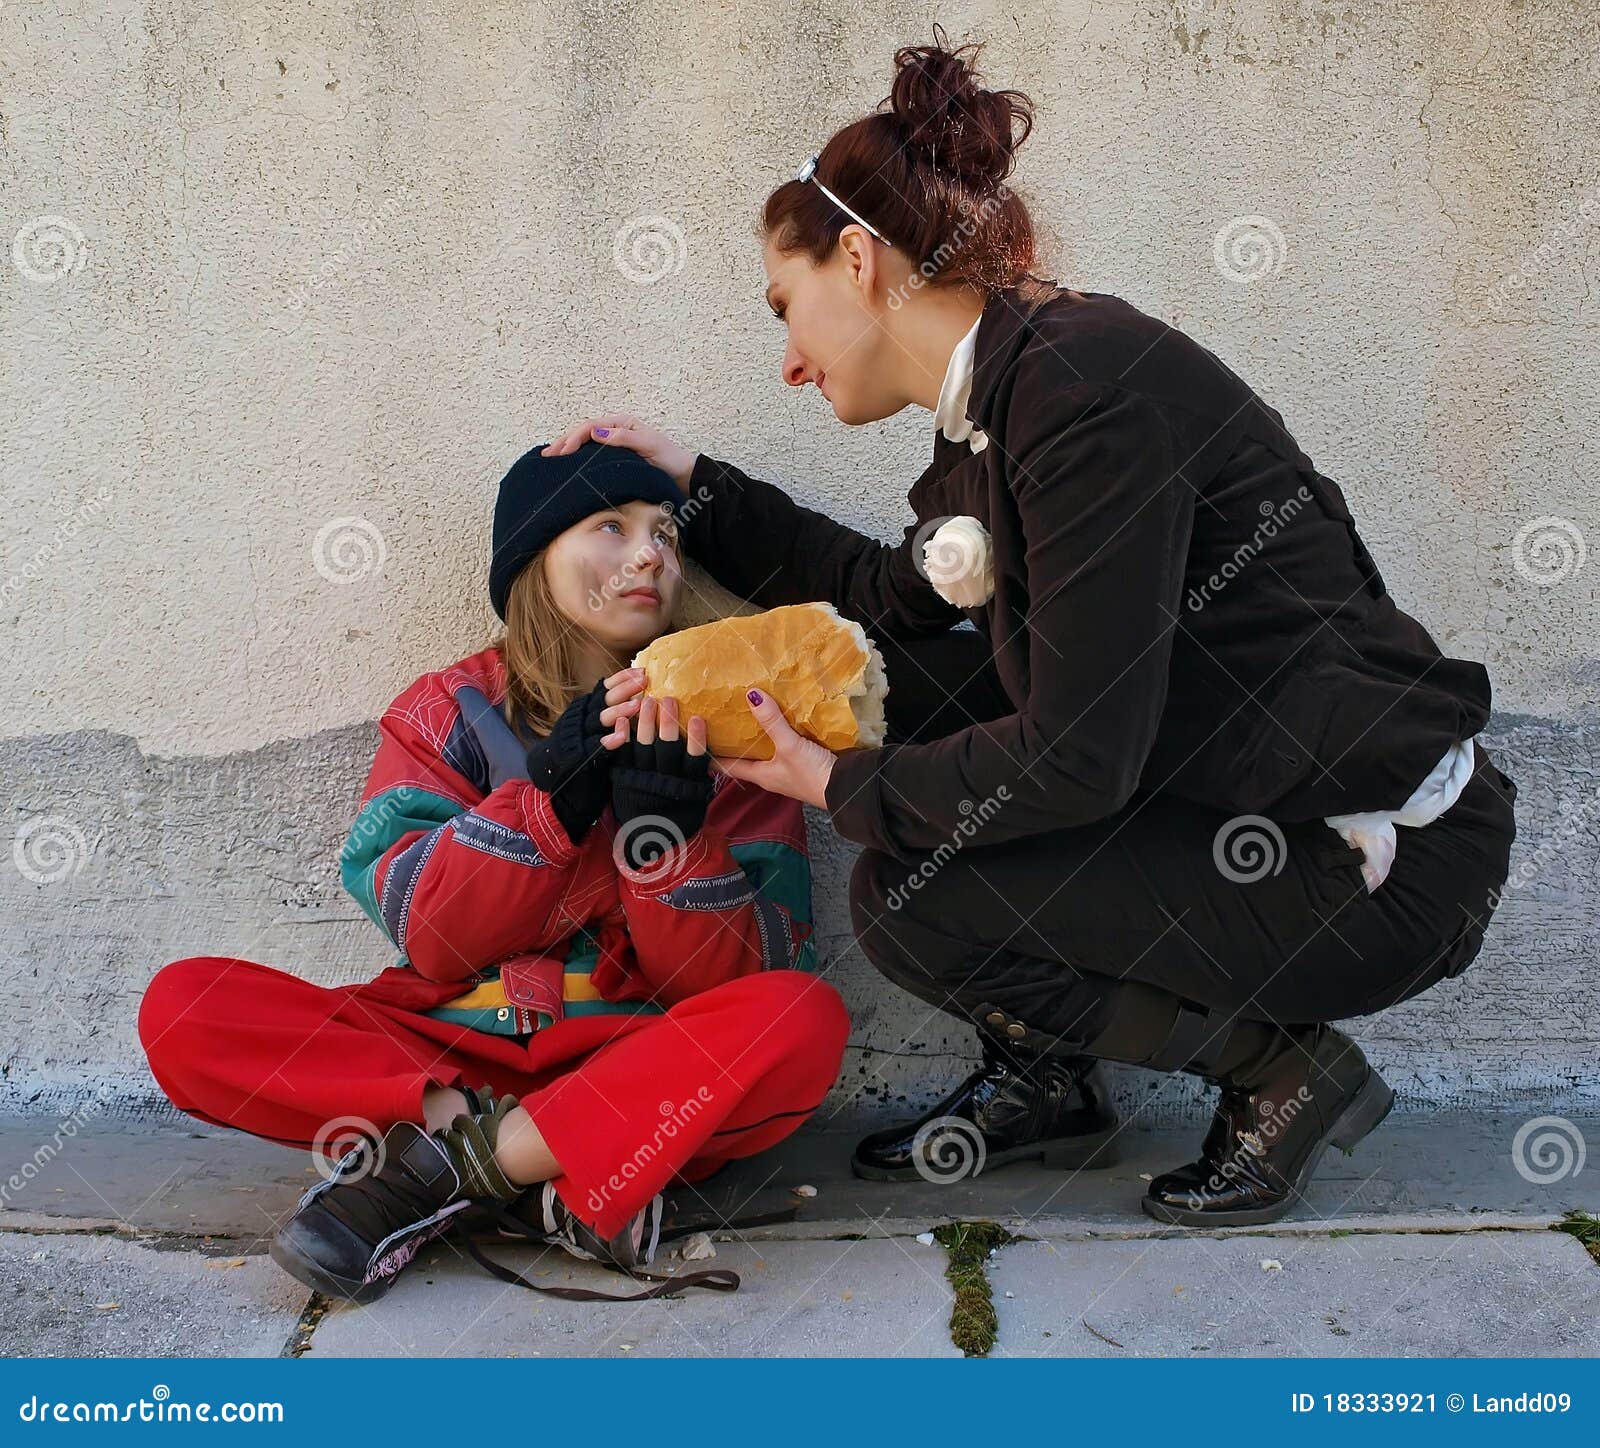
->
[269,1233,394,1306]
[851,1120,1121,1182]
[1139,1068,1395,1228]
[269,1207,472,1307]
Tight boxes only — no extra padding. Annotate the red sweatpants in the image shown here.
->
[137,957,849,1240]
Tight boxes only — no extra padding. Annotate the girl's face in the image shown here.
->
[762,234,901,425]
[542,500,683,655]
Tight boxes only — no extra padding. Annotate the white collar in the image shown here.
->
[932,312,989,453]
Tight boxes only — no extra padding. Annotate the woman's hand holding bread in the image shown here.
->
[626,603,883,811]
[710,689,837,809]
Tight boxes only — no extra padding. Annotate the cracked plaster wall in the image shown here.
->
[2,2,1596,1125]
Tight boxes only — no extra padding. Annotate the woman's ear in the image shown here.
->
[839,225,881,304]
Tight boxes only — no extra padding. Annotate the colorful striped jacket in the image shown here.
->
[339,646,816,1035]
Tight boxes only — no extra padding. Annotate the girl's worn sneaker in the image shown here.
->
[270,1120,472,1305]
[533,1181,664,1270]
[272,1089,743,1306]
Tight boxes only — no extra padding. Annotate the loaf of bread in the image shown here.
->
[630,602,888,760]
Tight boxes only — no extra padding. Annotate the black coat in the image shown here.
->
[681,281,1492,862]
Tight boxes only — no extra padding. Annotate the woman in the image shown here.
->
[542,33,1518,1226]
[137,440,848,1303]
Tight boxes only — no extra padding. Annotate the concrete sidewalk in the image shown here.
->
[1,1111,1595,1357]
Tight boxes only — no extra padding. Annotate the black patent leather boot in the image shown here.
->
[1141,1021,1394,1227]
[852,1036,1119,1182]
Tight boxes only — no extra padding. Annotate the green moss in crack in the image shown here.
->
[1553,1210,1600,1266]
[931,1220,1019,1357]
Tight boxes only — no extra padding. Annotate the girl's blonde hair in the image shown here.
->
[493,552,595,743]
[492,526,687,742]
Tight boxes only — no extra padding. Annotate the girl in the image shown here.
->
[540,31,1518,1227]
[137,439,849,1304]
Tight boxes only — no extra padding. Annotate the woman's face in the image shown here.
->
[542,500,683,654]
[762,234,900,425]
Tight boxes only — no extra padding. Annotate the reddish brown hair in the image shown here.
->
[761,26,1046,296]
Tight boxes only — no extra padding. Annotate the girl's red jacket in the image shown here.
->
[338,646,816,1035]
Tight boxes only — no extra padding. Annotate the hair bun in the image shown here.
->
[888,26,1033,188]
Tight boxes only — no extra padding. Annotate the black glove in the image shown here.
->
[525,679,613,846]
[610,730,714,872]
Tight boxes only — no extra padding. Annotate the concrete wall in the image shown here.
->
[3,1,1596,1127]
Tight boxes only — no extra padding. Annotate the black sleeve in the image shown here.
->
[824,379,1193,858]
[679,452,964,640]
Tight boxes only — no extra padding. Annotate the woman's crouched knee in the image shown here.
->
[847,848,947,984]
[848,849,897,954]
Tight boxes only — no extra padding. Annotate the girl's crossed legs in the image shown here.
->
[138,956,848,1241]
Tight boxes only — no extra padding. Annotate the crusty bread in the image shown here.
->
[631,601,888,760]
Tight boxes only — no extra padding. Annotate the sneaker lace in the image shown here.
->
[456,1194,738,1302]
[313,1140,460,1243]
[538,1181,598,1262]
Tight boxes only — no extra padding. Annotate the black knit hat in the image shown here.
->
[489,440,682,621]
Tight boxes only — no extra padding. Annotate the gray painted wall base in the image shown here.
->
[2,714,1595,1127]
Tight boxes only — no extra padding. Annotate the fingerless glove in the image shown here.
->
[610,732,714,871]
[524,679,613,846]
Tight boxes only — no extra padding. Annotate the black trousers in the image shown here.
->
[848,630,1519,1064]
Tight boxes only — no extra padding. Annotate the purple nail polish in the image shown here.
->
[594,427,610,437]
[747,689,763,705]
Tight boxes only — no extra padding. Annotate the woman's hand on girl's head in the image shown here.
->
[539,414,698,495]
[709,689,837,810]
